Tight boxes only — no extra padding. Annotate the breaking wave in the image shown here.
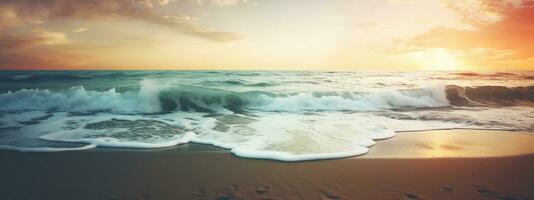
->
[448,72,534,80]
[1,79,532,114]
[0,79,451,113]
[1,74,533,161]
[445,85,534,106]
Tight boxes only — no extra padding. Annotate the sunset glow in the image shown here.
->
[1,2,534,198]
[0,0,533,70]
[410,49,464,71]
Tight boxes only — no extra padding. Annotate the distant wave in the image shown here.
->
[445,85,534,106]
[0,80,450,113]
[1,79,532,114]
[446,72,534,80]
[452,72,516,77]
[1,74,533,161]
[0,80,163,113]
[0,72,149,83]
[0,74,92,82]
[9,75,34,80]
[201,80,276,87]
[158,86,449,112]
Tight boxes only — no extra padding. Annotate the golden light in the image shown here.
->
[409,48,464,71]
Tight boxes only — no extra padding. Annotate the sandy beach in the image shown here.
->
[1,0,533,199]
[0,129,532,200]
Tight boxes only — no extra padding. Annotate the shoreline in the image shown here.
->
[81,129,534,160]
[2,129,533,159]
[0,129,533,200]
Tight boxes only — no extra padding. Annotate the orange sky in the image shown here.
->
[0,0,533,71]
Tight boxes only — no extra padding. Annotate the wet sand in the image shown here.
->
[0,130,533,200]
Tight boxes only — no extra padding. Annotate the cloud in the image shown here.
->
[194,0,250,6]
[353,22,379,29]
[133,12,241,41]
[0,0,242,68]
[0,29,73,68]
[386,0,534,65]
[73,28,88,33]
[0,34,45,51]
[0,51,80,69]
[388,0,417,4]
[139,0,177,7]
[31,29,69,45]
[0,0,241,42]
[0,29,68,52]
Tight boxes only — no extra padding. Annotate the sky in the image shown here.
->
[0,0,533,71]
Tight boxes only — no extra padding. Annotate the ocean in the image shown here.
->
[0,70,532,161]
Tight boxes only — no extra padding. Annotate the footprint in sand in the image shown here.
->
[215,184,240,200]
[403,192,422,200]
[226,184,239,192]
[260,197,280,200]
[216,194,237,200]
[473,185,491,194]
[320,189,345,200]
[472,185,527,200]
[255,186,269,195]
[441,186,455,192]
[192,188,207,197]
[387,186,425,200]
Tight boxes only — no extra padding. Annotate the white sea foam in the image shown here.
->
[10,75,34,80]
[0,79,170,113]
[0,73,532,161]
[0,87,140,113]
[248,86,449,111]
[0,79,450,114]
[1,105,531,161]
[25,111,467,161]
[41,132,196,149]
[34,112,397,161]
[0,144,97,152]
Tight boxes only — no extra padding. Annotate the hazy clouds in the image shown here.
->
[386,0,534,66]
[0,0,242,68]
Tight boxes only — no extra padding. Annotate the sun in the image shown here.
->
[409,48,464,71]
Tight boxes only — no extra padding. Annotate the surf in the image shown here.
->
[0,71,533,161]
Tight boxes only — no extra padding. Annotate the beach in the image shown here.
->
[1,0,534,198]
[1,129,532,200]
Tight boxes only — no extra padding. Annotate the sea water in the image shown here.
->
[0,71,532,161]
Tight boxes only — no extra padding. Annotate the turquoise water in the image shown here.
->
[0,71,533,161]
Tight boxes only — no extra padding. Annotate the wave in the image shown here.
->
[27,113,395,161]
[0,80,450,113]
[452,72,516,77]
[1,79,533,161]
[0,74,94,82]
[0,79,164,113]
[445,85,534,106]
[1,79,532,114]
[0,71,152,83]
[445,72,534,81]
[201,80,276,87]
[0,144,97,152]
